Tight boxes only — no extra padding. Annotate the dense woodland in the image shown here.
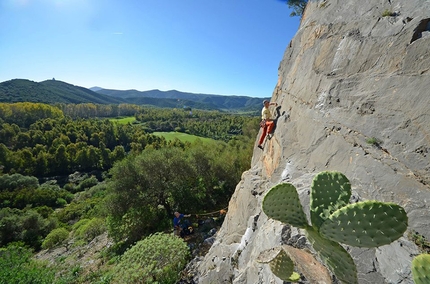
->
[0,102,259,283]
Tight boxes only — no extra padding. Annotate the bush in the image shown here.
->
[0,244,55,284]
[111,232,190,284]
[55,196,101,224]
[34,205,54,218]
[63,183,76,192]
[73,218,106,242]
[0,208,54,249]
[382,9,394,17]
[41,227,69,250]
[0,173,39,191]
[77,176,99,192]
[366,136,382,146]
[56,198,67,207]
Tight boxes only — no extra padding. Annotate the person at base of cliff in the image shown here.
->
[173,211,192,237]
[257,100,278,150]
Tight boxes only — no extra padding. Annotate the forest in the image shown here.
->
[0,102,260,283]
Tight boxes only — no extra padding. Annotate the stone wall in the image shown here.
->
[195,0,430,283]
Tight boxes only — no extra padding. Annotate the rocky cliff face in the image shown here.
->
[194,0,430,283]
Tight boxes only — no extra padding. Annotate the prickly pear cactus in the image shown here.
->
[412,254,430,284]
[261,171,409,284]
[319,201,408,247]
[310,171,351,230]
[262,183,309,229]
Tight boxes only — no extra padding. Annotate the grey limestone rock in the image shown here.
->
[195,0,430,283]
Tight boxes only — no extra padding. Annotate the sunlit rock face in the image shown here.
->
[195,0,430,283]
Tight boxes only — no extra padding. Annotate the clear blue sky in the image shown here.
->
[0,0,300,98]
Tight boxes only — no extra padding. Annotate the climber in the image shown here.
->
[257,100,278,150]
[173,211,193,237]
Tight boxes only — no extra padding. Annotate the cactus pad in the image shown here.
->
[310,171,351,229]
[268,249,300,282]
[262,183,309,229]
[306,227,358,284]
[319,201,408,247]
[412,254,430,284]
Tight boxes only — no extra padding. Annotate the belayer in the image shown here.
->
[173,211,193,237]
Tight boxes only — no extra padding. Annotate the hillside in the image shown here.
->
[0,79,124,104]
[0,79,268,112]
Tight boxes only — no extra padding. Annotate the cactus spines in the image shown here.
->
[262,183,309,229]
[306,227,358,284]
[319,201,408,247]
[412,254,430,284]
[310,171,351,229]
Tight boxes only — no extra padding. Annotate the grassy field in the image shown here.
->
[152,132,215,143]
[108,117,213,143]
[109,116,137,124]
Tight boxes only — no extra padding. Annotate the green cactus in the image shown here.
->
[268,249,301,282]
[262,171,409,284]
[319,201,408,247]
[262,183,309,229]
[310,171,351,229]
[412,254,430,284]
[306,227,357,284]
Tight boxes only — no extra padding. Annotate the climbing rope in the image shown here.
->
[191,207,228,218]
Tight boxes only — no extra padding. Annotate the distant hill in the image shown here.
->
[0,79,268,112]
[0,79,124,104]
[94,88,269,111]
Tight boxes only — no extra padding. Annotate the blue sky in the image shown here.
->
[0,0,300,98]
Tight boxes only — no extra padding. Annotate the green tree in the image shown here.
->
[99,142,112,170]
[34,151,49,177]
[106,147,196,243]
[0,208,55,249]
[15,132,31,149]
[18,148,35,175]
[0,144,12,173]
[278,0,308,17]
[111,145,126,162]
[54,144,69,174]
[0,123,18,148]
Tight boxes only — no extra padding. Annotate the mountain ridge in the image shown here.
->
[94,87,269,111]
[0,79,268,112]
